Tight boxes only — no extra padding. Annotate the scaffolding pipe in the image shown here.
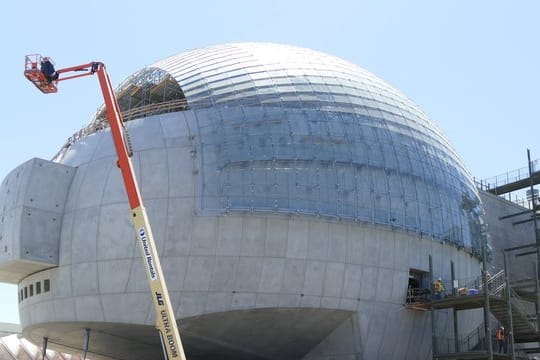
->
[429,255,437,359]
[482,240,493,360]
[451,261,459,352]
[503,250,516,359]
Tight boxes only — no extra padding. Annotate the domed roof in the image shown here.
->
[66,42,487,255]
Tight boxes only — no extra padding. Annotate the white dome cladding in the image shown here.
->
[78,42,486,256]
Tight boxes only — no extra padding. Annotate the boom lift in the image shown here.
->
[24,54,186,360]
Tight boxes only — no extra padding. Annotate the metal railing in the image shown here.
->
[476,159,540,192]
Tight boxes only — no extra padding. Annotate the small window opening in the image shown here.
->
[405,268,430,309]
[29,284,33,297]
[36,281,41,294]
[24,287,28,299]
[44,279,50,292]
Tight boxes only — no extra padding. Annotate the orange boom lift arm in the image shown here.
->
[24,54,186,360]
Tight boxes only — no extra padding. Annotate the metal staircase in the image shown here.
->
[429,270,540,359]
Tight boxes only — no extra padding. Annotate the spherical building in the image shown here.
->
[0,43,487,359]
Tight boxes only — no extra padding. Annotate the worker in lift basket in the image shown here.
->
[40,57,59,84]
[434,277,445,300]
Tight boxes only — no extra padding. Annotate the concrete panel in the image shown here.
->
[375,267,394,302]
[286,219,308,259]
[345,225,363,264]
[307,222,329,260]
[76,158,112,209]
[52,297,76,322]
[102,157,129,205]
[281,259,306,294]
[178,292,208,318]
[72,262,98,296]
[235,257,263,292]
[216,217,242,256]
[240,217,265,256]
[342,264,362,300]
[378,229,395,269]
[140,148,169,199]
[210,256,238,291]
[328,223,347,262]
[101,293,149,323]
[394,231,410,269]
[300,295,321,307]
[168,147,195,198]
[191,216,217,255]
[127,257,151,292]
[75,295,105,322]
[160,256,188,291]
[303,260,325,296]
[259,257,285,293]
[144,198,170,253]
[205,292,234,313]
[164,198,193,256]
[359,266,378,301]
[184,256,214,291]
[98,259,132,294]
[264,218,287,257]
[323,262,345,297]
[160,113,189,141]
[97,203,135,261]
[362,226,380,267]
[231,292,257,309]
[255,293,281,308]
[70,207,99,264]
[128,118,166,151]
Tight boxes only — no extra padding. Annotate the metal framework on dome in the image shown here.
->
[53,67,188,161]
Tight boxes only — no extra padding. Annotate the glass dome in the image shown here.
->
[76,42,487,255]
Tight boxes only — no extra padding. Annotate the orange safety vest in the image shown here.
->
[496,329,504,341]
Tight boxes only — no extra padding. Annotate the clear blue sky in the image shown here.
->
[1,0,539,324]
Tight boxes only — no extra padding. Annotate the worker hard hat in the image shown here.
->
[437,277,442,281]
[500,326,504,329]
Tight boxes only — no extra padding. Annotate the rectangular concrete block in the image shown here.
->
[362,227,380,267]
[205,292,233,313]
[0,158,75,282]
[168,147,195,198]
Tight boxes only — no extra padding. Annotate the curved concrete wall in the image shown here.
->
[13,113,483,359]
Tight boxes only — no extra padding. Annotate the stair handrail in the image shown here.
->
[508,287,538,331]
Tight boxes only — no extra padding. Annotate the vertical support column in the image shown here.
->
[41,337,48,360]
[503,250,515,360]
[482,239,493,359]
[451,261,459,352]
[527,149,540,337]
[429,255,437,359]
[82,328,90,360]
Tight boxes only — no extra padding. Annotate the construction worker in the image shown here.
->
[434,277,445,299]
[496,326,506,353]
[40,57,59,84]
